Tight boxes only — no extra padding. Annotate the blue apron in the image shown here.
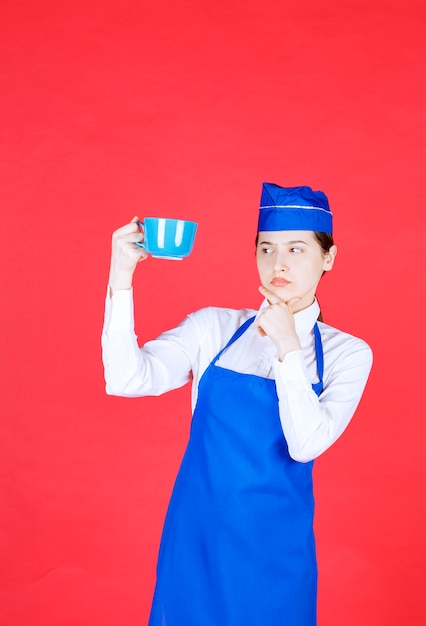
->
[148,316,324,626]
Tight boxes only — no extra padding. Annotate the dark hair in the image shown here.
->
[313,232,334,322]
[313,231,334,254]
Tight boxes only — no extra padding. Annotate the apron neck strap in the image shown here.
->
[311,323,324,396]
[211,315,324,396]
[211,316,256,365]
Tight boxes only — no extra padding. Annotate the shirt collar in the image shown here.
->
[256,298,320,342]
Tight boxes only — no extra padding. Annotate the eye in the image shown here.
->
[290,246,302,254]
[261,246,274,255]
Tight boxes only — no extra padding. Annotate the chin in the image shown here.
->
[274,287,295,300]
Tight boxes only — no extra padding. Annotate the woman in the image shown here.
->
[102,183,373,626]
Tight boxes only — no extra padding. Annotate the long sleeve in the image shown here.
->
[102,289,196,397]
[102,290,373,462]
[273,328,373,462]
[101,289,255,408]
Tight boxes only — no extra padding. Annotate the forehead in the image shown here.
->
[257,230,317,244]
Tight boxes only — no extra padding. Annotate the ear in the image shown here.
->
[322,244,337,272]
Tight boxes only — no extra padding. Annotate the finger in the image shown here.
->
[130,242,149,262]
[286,297,301,313]
[124,231,144,243]
[131,215,144,233]
[136,246,150,261]
[113,221,141,239]
[258,285,284,305]
[254,317,267,337]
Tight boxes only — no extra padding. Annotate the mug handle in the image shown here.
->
[135,221,146,248]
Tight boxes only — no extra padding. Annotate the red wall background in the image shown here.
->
[1,1,424,624]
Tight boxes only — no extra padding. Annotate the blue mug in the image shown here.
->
[136,217,198,260]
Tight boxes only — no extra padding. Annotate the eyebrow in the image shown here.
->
[258,239,308,246]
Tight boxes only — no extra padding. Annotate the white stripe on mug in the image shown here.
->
[174,220,185,247]
[157,218,166,249]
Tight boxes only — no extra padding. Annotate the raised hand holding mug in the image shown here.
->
[136,217,198,260]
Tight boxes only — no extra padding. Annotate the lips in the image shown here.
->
[271,277,291,287]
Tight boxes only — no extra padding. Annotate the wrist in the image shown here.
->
[108,268,134,296]
[276,337,301,362]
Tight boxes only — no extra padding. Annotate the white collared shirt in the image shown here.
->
[102,289,372,462]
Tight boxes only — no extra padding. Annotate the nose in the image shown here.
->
[273,252,289,272]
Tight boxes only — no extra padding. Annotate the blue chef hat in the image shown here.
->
[258,183,333,233]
